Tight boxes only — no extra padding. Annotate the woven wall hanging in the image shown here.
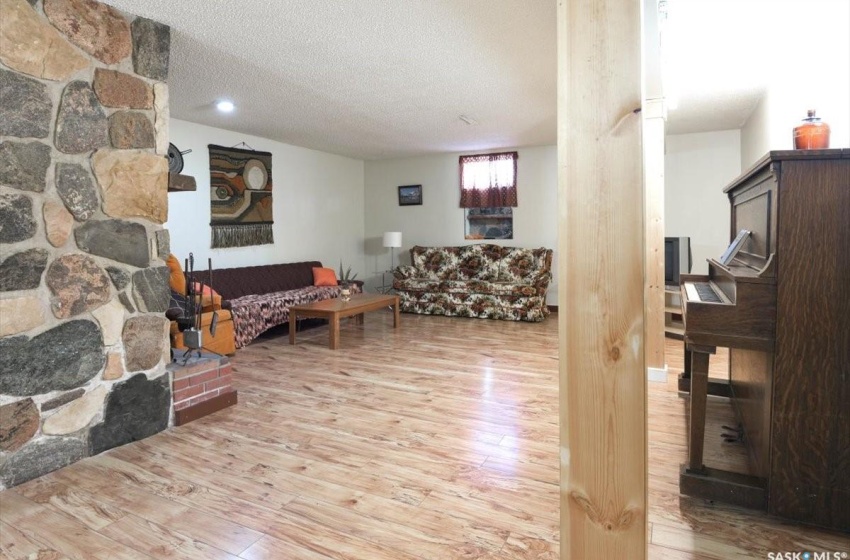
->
[208,144,274,248]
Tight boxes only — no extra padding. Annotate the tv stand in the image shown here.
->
[664,285,684,339]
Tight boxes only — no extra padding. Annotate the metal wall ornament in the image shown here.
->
[167,143,192,173]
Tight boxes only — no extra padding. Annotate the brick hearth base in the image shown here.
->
[167,352,237,426]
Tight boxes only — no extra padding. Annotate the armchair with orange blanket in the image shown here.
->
[166,255,236,356]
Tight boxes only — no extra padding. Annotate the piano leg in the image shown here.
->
[677,348,693,391]
[686,344,715,474]
[679,344,732,398]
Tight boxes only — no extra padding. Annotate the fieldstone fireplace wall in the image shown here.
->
[0,0,172,489]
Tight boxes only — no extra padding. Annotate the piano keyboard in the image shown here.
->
[685,281,724,303]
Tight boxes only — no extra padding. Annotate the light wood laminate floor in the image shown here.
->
[1,313,847,559]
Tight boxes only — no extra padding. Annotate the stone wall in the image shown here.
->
[0,0,172,489]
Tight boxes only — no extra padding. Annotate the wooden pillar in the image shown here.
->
[643,98,666,371]
[557,0,646,557]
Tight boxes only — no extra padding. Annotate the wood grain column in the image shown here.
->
[643,98,666,371]
[557,0,647,557]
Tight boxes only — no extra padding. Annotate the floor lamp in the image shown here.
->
[383,231,402,271]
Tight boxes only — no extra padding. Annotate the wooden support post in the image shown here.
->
[557,0,646,557]
[643,98,666,371]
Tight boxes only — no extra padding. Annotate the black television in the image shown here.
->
[664,236,692,287]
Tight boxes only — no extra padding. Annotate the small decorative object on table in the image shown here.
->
[338,261,358,302]
[793,109,830,149]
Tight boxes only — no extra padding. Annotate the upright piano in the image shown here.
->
[679,149,849,532]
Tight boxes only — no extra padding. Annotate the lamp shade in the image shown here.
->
[382,231,402,248]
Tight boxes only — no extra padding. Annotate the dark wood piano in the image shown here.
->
[679,149,849,532]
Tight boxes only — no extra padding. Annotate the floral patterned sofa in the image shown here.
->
[392,244,553,322]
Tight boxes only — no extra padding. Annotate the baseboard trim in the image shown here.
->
[647,365,667,383]
[174,390,238,426]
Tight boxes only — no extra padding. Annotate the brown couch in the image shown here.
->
[189,261,359,349]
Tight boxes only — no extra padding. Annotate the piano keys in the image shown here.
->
[681,258,776,352]
[684,281,724,303]
[678,149,850,532]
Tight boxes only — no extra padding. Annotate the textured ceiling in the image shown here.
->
[101,0,845,159]
[103,0,557,160]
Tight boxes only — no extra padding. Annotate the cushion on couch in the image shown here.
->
[312,267,338,286]
[498,247,552,283]
[192,282,223,311]
[166,254,186,294]
[395,278,540,297]
[455,244,502,281]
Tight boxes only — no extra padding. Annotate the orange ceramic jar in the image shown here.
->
[793,109,830,150]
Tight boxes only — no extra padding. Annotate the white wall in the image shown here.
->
[166,119,365,276]
[740,1,849,169]
[741,79,850,170]
[363,146,558,303]
[665,130,741,274]
[740,92,772,170]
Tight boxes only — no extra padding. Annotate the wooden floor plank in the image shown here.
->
[0,313,845,559]
[238,534,335,560]
[6,505,153,560]
[283,495,499,560]
[0,519,72,560]
[0,491,44,525]
[46,465,190,526]
[99,514,243,560]
[650,523,762,559]
[474,533,559,560]
[14,477,125,530]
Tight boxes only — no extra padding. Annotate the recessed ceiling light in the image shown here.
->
[216,100,235,113]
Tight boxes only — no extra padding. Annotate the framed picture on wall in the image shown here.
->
[398,185,422,206]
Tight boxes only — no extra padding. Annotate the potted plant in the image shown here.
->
[338,261,358,301]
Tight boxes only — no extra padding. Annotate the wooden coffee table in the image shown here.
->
[288,293,400,349]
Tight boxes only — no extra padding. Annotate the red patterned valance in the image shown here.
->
[459,151,518,208]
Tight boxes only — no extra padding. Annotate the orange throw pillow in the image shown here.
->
[312,267,338,286]
[166,254,186,294]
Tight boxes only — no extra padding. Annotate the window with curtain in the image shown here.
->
[459,151,518,208]
[460,152,517,239]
